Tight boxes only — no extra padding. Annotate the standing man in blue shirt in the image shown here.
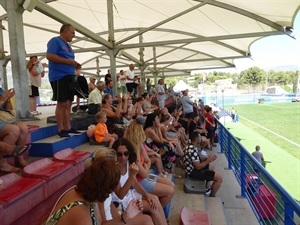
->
[46,24,80,138]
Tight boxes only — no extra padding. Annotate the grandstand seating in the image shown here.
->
[0,123,91,225]
[22,158,74,197]
[26,125,39,144]
[183,177,206,194]
[89,136,109,146]
[180,207,210,225]
[0,110,229,225]
[29,125,88,157]
[205,197,227,225]
[53,148,91,175]
[0,173,45,225]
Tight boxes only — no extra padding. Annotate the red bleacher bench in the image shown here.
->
[180,207,210,225]
[53,148,90,175]
[26,124,39,144]
[53,148,90,164]
[0,173,45,225]
[22,158,73,197]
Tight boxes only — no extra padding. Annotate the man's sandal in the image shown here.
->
[3,145,31,158]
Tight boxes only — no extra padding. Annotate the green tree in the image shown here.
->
[273,71,288,85]
[240,66,265,91]
[286,70,299,93]
[266,70,277,86]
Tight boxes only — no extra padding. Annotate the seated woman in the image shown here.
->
[128,96,146,126]
[125,120,167,178]
[144,113,178,177]
[112,138,168,225]
[188,113,210,150]
[46,149,143,225]
[159,114,184,157]
[88,147,154,225]
[100,93,128,137]
[125,121,175,208]
[0,88,29,172]
[167,106,188,146]
[94,112,118,148]
[144,143,168,178]
[121,97,134,126]
[141,93,158,114]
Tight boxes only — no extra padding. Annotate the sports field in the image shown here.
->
[226,102,300,200]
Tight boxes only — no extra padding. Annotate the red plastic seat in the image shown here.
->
[23,158,71,180]
[22,158,74,197]
[0,173,45,225]
[53,148,90,164]
[180,207,210,225]
[53,148,90,176]
[0,173,44,204]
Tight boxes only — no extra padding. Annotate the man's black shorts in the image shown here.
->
[51,75,75,102]
[188,169,215,182]
[126,82,135,93]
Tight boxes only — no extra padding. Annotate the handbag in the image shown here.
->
[0,109,17,124]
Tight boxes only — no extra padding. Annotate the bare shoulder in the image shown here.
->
[57,203,94,225]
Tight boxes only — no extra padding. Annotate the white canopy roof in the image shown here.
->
[1,0,299,78]
[173,80,194,92]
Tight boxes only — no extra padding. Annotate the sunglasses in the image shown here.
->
[117,151,129,157]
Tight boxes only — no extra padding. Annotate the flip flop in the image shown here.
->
[3,144,31,158]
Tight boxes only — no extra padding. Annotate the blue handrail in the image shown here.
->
[217,121,300,225]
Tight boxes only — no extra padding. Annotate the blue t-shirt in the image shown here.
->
[47,36,75,82]
[103,87,114,98]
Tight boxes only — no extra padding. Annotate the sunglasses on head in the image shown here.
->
[117,151,129,157]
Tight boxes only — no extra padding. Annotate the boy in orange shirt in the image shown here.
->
[94,112,118,148]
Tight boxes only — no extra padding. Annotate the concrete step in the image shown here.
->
[169,168,206,225]
[29,132,88,157]
[184,177,206,194]
[205,196,227,225]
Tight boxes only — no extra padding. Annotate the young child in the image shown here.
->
[94,111,118,148]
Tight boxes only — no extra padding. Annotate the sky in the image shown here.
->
[233,12,300,72]
[191,11,300,74]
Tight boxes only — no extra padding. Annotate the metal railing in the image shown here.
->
[218,122,300,225]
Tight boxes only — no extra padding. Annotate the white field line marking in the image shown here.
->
[240,116,300,148]
[262,104,297,109]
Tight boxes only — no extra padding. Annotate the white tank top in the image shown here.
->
[104,194,113,220]
[111,162,142,210]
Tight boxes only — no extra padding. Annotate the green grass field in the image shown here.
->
[226,102,300,200]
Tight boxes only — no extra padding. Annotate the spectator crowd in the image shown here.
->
[1,24,224,225]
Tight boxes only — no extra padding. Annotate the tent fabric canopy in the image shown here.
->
[173,80,195,92]
[0,0,299,78]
